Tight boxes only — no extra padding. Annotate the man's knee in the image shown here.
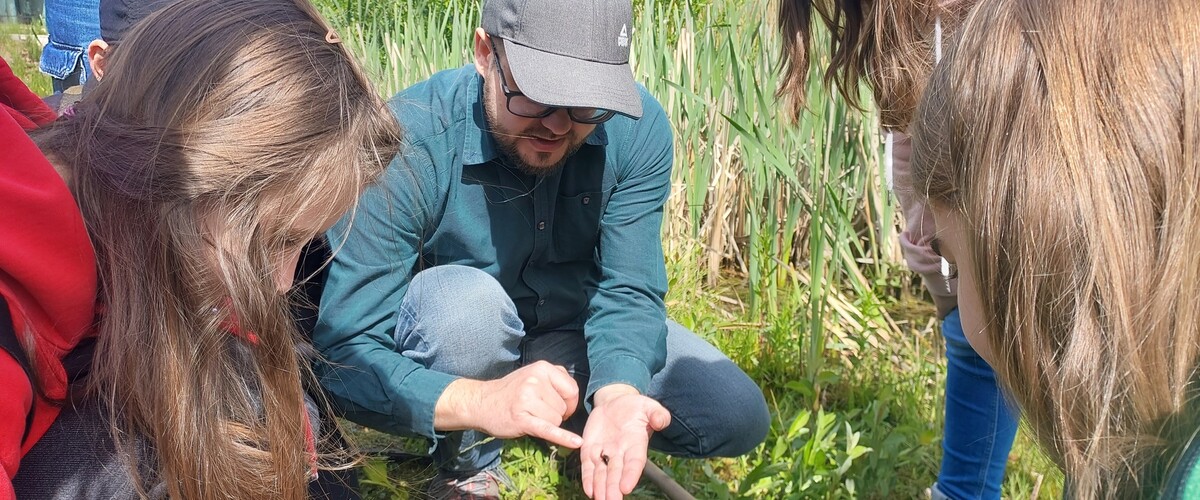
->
[672,363,770,458]
[397,265,524,379]
[711,382,770,457]
[403,265,522,339]
[652,374,770,458]
[660,322,770,457]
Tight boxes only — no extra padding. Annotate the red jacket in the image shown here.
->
[0,59,55,131]
[0,57,98,499]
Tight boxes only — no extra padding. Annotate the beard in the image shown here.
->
[482,81,588,176]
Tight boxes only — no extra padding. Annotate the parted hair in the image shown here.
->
[912,0,1200,496]
[34,0,401,497]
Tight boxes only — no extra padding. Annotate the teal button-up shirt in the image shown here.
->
[313,65,674,439]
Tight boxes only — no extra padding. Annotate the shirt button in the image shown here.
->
[582,196,591,205]
[538,299,546,306]
[537,221,546,230]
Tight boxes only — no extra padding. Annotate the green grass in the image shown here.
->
[0,23,51,96]
[2,3,1066,498]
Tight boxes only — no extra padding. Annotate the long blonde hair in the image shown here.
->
[34,0,401,497]
[912,0,1200,495]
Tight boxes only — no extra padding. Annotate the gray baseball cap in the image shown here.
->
[482,0,642,119]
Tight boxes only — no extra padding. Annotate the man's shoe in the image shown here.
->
[426,466,513,500]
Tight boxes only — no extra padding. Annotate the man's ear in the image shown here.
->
[87,39,109,80]
[473,28,492,78]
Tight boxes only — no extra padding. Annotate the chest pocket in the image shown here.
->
[550,188,610,263]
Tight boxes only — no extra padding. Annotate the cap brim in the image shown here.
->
[503,40,643,119]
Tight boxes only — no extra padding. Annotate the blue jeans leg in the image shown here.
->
[393,265,525,475]
[938,308,1018,500]
[521,320,770,458]
[42,0,100,89]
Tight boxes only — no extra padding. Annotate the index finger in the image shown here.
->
[527,417,583,449]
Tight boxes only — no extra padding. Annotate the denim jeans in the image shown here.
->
[937,309,1019,499]
[393,265,771,474]
[41,0,101,92]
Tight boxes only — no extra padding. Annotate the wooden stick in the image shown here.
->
[642,461,697,500]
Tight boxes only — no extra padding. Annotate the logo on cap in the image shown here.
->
[618,24,628,47]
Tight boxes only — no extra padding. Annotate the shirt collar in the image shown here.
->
[461,68,609,167]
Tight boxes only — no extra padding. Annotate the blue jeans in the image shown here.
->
[393,265,771,474]
[938,309,1018,499]
[41,0,101,92]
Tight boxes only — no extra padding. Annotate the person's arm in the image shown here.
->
[581,89,673,403]
[313,143,459,439]
[434,361,584,449]
[578,89,675,500]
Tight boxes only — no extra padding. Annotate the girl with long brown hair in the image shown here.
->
[911,0,1200,496]
[1,0,401,497]
[775,2,1012,498]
